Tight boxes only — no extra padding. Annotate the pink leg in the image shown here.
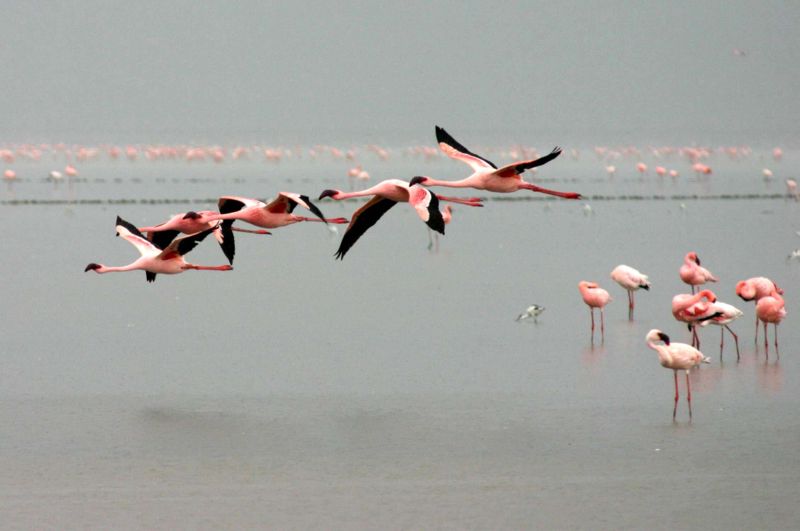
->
[686,371,692,420]
[774,324,779,358]
[725,325,740,361]
[296,217,349,224]
[590,308,595,340]
[600,308,605,342]
[628,291,634,321]
[754,314,759,345]
[719,326,724,359]
[763,321,769,360]
[673,371,679,420]
[519,182,581,199]
[232,227,271,234]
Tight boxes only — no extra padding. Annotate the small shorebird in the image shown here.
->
[515,304,545,323]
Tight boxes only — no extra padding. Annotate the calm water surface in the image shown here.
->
[1,148,799,529]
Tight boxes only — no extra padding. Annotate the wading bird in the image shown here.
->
[645,329,710,420]
[671,290,720,349]
[578,281,611,342]
[515,304,545,323]
[736,277,784,345]
[679,252,718,293]
[610,264,650,320]
[698,300,744,361]
[756,287,786,358]
[84,217,232,282]
[407,126,581,199]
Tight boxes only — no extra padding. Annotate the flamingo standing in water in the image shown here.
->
[671,290,720,349]
[645,329,710,420]
[736,277,784,345]
[84,217,232,282]
[204,192,349,263]
[679,252,718,294]
[610,265,650,320]
[319,179,482,259]
[407,126,581,199]
[578,281,611,342]
[698,300,744,361]
[756,287,786,358]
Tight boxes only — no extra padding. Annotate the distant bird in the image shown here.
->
[206,193,348,263]
[407,126,581,199]
[610,265,650,320]
[655,166,666,177]
[48,170,63,181]
[698,300,744,361]
[736,277,784,345]
[762,168,773,180]
[319,179,482,259]
[636,162,648,175]
[786,179,798,201]
[3,169,16,180]
[732,48,747,57]
[84,216,232,282]
[787,249,800,262]
[515,305,545,323]
[605,165,616,177]
[645,329,710,420]
[669,169,679,178]
[64,165,78,178]
[578,281,611,342]
[756,288,786,358]
[679,252,718,293]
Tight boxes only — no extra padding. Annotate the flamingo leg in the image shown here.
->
[774,324,779,358]
[590,307,595,339]
[600,308,605,342]
[725,325,740,361]
[628,290,634,320]
[686,371,692,420]
[673,370,679,420]
[427,228,433,251]
[763,321,769,360]
[719,326,724,360]
[754,313,759,345]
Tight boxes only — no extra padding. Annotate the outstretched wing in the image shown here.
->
[436,125,497,171]
[115,216,159,257]
[494,147,562,178]
[409,185,445,234]
[335,197,397,260]
[147,229,180,250]
[158,227,215,259]
[218,222,235,265]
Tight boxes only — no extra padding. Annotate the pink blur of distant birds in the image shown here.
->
[578,281,611,342]
[679,252,718,293]
[610,265,650,320]
[408,126,581,200]
[645,329,710,420]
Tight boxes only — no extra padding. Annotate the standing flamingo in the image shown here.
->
[645,329,710,420]
[205,192,349,263]
[84,217,232,282]
[671,290,720,349]
[610,265,650,320]
[319,179,482,259]
[578,281,611,342]
[756,288,786,358]
[679,252,718,294]
[698,300,744,361]
[736,277,784,345]
[407,126,581,199]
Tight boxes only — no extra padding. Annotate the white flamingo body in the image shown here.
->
[610,264,650,320]
[645,329,710,419]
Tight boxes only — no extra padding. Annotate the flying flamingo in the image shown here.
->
[698,300,744,361]
[645,329,710,420]
[756,288,786,358]
[671,290,720,348]
[84,216,232,282]
[319,180,482,259]
[610,265,650,320]
[407,126,581,199]
[205,192,349,263]
[736,277,784,345]
[578,281,611,342]
[679,252,718,293]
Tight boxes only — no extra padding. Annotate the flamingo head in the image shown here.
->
[318,189,340,200]
[183,211,202,220]
[686,251,700,265]
[645,329,671,345]
[735,280,754,301]
[84,263,102,273]
[697,289,717,303]
[408,176,429,187]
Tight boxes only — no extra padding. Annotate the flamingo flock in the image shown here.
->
[75,127,792,422]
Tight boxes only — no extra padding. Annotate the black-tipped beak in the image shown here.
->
[657,332,670,345]
[409,176,426,187]
[318,189,337,200]
[84,263,100,272]
[695,256,701,265]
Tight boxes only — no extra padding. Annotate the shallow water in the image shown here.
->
[1,147,799,529]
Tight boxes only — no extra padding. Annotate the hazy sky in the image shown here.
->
[1,1,798,144]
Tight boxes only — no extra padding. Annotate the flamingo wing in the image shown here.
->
[494,147,562,178]
[335,196,397,260]
[270,192,329,223]
[436,126,497,172]
[409,186,445,234]
[147,229,181,250]
[115,216,159,257]
[218,196,265,214]
[157,226,215,260]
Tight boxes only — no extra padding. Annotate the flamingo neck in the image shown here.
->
[423,177,476,189]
